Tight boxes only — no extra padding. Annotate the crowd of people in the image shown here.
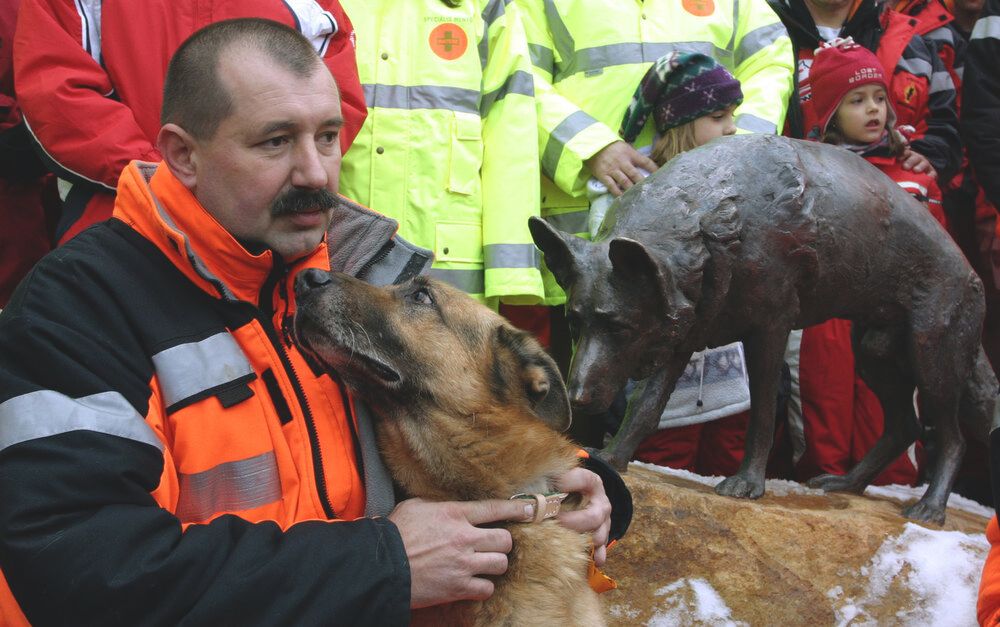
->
[0,0,998,623]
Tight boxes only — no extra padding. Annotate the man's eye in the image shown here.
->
[409,288,434,305]
[318,131,338,144]
[263,136,289,148]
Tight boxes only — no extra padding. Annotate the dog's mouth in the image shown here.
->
[293,317,403,387]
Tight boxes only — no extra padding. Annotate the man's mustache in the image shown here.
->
[271,188,338,217]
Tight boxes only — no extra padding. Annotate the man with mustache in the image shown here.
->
[0,19,624,625]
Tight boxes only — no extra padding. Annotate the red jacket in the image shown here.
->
[865,153,946,225]
[13,0,366,243]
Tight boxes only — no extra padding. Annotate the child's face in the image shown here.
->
[692,105,738,147]
[833,84,888,145]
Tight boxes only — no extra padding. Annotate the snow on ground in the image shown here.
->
[646,578,748,627]
[865,483,996,520]
[828,522,989,627]
[631,461,827,497]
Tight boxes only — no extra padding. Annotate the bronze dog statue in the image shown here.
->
[293,272,605,626]
[530,134,998,524]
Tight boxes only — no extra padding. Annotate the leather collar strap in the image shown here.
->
[510,492,569,523]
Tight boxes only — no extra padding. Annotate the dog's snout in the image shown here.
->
[295,268,333,297]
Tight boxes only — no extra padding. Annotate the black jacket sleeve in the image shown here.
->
[907,35,963,181]
[962,0,1000,208]
[0,233,411,626]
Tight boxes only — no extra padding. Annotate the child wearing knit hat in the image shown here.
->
[591,53,754,478]
[587,52,744,237]
[808,38,944,223]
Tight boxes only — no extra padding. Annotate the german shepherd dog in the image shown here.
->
[293,270,605,626]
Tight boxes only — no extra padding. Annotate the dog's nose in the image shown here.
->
[295,268,333,297]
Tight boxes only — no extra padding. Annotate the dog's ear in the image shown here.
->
[528,216,586,290]
[495,324,572,432]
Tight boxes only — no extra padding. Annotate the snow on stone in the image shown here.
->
[632,461,825,496]
[829,522,988,627]
[644,578,748,627]
[865,483,996,519]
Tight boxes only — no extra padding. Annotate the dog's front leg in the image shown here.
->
[599,356,689,471]
[715,327,790,499]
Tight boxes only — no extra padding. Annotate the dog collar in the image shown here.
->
[509,492,569,523]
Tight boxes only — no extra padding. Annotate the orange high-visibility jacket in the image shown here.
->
[0,161,430,624]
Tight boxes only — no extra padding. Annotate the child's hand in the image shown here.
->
[586,141,659,196]
[900,148,937,179]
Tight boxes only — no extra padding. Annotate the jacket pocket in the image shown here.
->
[435,221,483,264]
[448,112,483,195]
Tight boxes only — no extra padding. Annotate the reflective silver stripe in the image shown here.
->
[971,15,1000,40]
[929,70,954,94]
[482,0,510,28]
[541,110,600,180]
[735,113,777,134]
[544,210,589,234]
[152,332,254,409]
[956,65,965,82]
[144,174,238,302]
[529,43,555,72]
[0,390,163,453]
[362,84,481,114]
[556,41,723,82]
[23,117,115,192]
[74,0,103,63]
[543,0,576,75]
[428,268,485,294]
[176,451,282,523]
[897,55,932,79]
[285,0,339,56]
[734,22,787,66]
[484,243,542,270]
[480,70,534,115]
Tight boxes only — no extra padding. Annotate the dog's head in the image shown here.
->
[529,216,702,414]
[293,270,571,432]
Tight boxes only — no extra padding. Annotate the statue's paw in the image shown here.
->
[806,473,864,494]
[714,473,764,499]
[902,499,946,525]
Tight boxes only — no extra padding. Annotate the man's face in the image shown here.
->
[191,48,343,260]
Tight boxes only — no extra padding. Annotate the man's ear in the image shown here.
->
[156,123,199,188]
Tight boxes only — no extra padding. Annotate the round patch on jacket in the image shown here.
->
[429,23,468,60]
[682,0,715,16]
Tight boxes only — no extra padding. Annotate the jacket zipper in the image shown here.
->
[259,259,338,519]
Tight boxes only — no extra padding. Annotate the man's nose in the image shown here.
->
[295,268,333,298]
[292,141,331,190]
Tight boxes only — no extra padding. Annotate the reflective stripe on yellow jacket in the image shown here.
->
[341,0,545,305]
[517,0,794,302]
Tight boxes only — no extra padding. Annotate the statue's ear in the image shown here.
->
[494,324,572,432]
[609,237,672,305]
[528,216,586,291]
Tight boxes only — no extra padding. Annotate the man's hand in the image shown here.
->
[900,147,937,179]
[554,467,613,566]
[585,140,659,196]
[388,497,533,609]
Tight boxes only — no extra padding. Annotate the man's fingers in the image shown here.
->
[557,507,610,544]
[470,551,510,577]
[601,175,623,197]
[461,577,496,602]
[471,526,514,553]
[462,498,534,525]
[594,544,607,567]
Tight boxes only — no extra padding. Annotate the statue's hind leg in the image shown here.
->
[808,324,921,496]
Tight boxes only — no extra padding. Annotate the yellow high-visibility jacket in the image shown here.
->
[517,0,795,303]
[341,0,545,305]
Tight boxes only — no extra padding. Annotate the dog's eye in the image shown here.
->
[409,287,434,306]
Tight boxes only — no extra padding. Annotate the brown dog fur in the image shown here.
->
[294,271,604,627]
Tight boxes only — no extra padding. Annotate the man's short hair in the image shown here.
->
[162,18,325,139]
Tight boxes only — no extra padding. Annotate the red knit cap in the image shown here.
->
[809,39,891,136]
